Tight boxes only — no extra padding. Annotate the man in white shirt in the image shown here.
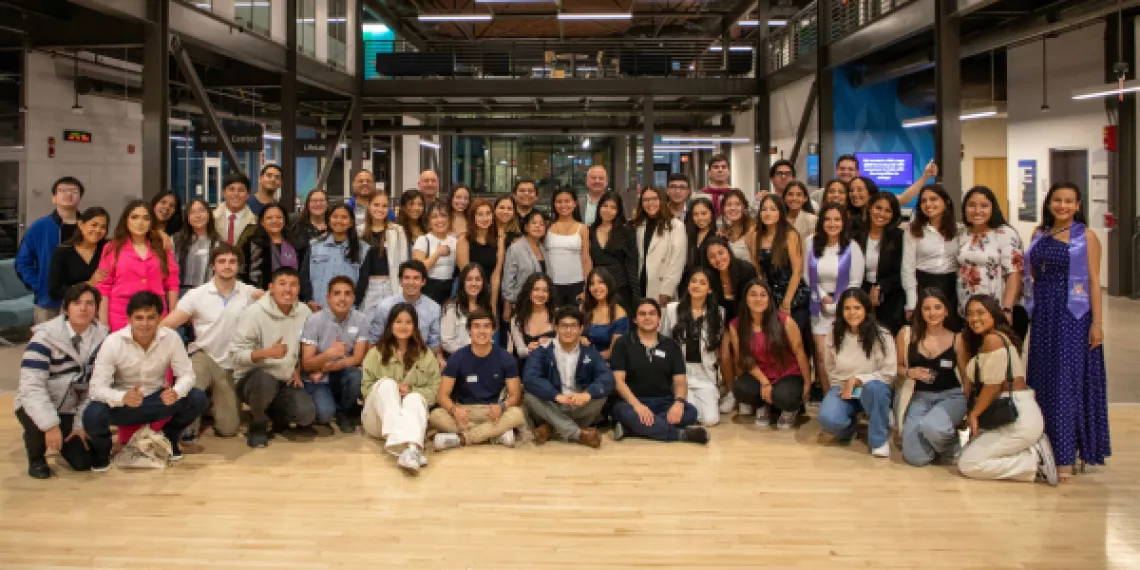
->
[579,165,608,225]
[213,172,258,245]
[83,291,206,471]
[162,243,260,438]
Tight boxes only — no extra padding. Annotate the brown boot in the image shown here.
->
[534,423,552,445]
[577,427,602,448]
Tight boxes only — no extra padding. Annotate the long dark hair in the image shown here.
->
[174,198,219,259]
[362,192,389,249]
[753,193,792,269]
[150,190,183,235]
[684,197,716,268]
[64,206,110,247]
[110,200,171,278]
[397,189,427,237]
[550,188,582,222]
[812,202,852,257]
[590,192,628,231]
[703,236,749,288]
[444,263,492,318]
[832,287,888,359]
[867,191,902,231]
[325,204,363,263]
[908,287,952,347]
[513,272,555,332]
[493,195,520,235]
[961,186,1007,229]
[582,267,621,327]
[962,294,1023,356]
[783,180,815,214]
[1039,181,1087,231]
[735,279,789,370]
[718,189,755,237]
[673,267,723,353]
[252,204,291,246]
[911,184,957,240]
[465,198,499,246]
[300,189,328,226]
[632,187,672,236]
[375,302,428,372]
[822,179,849,208]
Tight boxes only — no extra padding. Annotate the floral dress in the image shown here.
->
[956,225,1023,313]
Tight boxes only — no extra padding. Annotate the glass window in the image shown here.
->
[327,0,348,71]
[235,0,271,36]
[298,0,317,58]
[191,1,213,13]
[449,136,613,208]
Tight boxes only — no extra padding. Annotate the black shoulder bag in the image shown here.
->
[970,336,1019,430]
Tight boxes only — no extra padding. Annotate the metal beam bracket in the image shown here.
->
[170,34,242,174]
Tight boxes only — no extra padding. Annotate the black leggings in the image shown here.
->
[423,277,454,305]
[16,408,93,470]
[552,282,584,309]
[734,373,806,413]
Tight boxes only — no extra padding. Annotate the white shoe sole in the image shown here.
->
[1035,436,1059,486]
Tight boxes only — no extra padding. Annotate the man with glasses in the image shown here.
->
[16,176,83,323]
[610,299,707,444]
[664,173,694,221]
[512,179,539,225]
[579,166,608,225]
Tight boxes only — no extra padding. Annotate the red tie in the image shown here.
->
[227,213,236,244]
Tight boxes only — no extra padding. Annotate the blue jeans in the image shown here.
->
[901,388,967,466]
[307,368,363,424]
[613,396,699,442]
[83,389,208,463]
[817,382,892,448]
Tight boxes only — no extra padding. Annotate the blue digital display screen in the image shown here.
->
[856,153,914,186]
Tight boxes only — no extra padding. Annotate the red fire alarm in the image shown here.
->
[48,136,55,159]
[1105,212,1118,230]
[128,144,135,155]
[1104,125,1118,151]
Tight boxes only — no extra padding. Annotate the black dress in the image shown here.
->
[860,227,905,334]
[468,237,499,277]
[757,245,812,351]
[709,258,757,322]
[47,241,106,303]
[589,224,639,312]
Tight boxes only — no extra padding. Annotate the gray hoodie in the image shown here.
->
[14,315,108,430]
[229,293,312,381]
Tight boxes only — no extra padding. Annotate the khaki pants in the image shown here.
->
[33,306,58,325]
[428,404,525,445]
[523,393,605,441]
[191,352,240,437]
[361,379,428,455]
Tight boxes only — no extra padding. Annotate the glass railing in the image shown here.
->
[766,0,919,74]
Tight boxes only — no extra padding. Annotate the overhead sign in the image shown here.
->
[296,138,335,157]
[194,122,264,152]
[64,129,92,143]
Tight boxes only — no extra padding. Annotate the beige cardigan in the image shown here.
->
[635,217,687,300]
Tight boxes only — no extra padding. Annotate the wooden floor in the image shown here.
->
[1,396,1138,569]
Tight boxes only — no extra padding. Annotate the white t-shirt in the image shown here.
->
[175,280,257,369]
[413,233,458,280]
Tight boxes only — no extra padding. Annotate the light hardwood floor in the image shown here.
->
[0,396,1137,569]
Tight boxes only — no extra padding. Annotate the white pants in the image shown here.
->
[686,362,720,426]
[361,379,428,455]
[362,278,394,313]
[957,390,1044,483]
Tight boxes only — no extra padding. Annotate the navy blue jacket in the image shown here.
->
[16,211,70,309]
[522,342,614,402]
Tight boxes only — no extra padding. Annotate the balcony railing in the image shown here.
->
[766,0,920,74]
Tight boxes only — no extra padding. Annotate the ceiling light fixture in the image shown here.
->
[737,19,788,26]
[1072,80,1140,100]
[661,136,749,143]
[363,23,390,34]
[557,13,633,20]
[900,106,1006,128]
[420,140,441,149]
[418,14,493,22]
[708,45,753,52]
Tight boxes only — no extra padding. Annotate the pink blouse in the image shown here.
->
[97,242,180,331]
[732,313,801,381]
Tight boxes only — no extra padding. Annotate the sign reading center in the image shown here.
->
[193,123,264,152]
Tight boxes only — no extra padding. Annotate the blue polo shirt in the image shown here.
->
[442,345,518,405]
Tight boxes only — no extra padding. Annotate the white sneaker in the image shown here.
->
[753,405,769,427]
[418,452,429,467]
[397,447,422,474]
[718,392,737,414]
[738,403,755,416]
[496,429,516,448]
[871,443,890,458]
[776,410,798,430]
[433,433,461,451]
[1033,434,1059,486]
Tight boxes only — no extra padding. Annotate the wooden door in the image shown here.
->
[974,157,1009,219]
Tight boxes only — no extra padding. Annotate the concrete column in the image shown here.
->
[142,0,169,200]
[643,97,654,186]
[934,0,962,203]
[281,0,298,210]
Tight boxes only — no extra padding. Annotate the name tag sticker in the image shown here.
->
[466,375,479,383]
[195,248,208,256]
[347,327,358,335]
[654,350,667,358]
[940,359,953,369]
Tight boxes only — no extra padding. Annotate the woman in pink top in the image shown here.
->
[726,279,811,430]
[97,200,180,330]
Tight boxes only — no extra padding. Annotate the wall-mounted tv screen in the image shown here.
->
[856,153,914,187]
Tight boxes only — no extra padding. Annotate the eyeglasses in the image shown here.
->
[774,170,794,177]
[667,184,690,190]
[55,188,81,196]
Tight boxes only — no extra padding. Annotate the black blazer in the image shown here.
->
[860,226,905,333]
[709,258,758,322]
[589,225,639,295]
[240,235,308,290]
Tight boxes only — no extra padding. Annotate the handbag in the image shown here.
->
[969,336,1019,430]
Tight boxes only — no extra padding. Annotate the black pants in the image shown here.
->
[82,389,208,465]
[16,408,93,470]
[552,282,584,309]
[734,373,805,414]
[423,277,454,305]
[238,369,317,432]
[1012,305,1030,340]
[916,270,960,330]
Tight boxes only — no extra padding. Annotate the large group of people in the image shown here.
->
[12,154,1110,486]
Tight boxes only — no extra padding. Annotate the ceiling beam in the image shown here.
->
[365,77,758,98]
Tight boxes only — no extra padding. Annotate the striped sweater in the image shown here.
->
[14,315,108,431]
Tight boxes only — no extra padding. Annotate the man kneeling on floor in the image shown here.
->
[300,276,369,433]
[83,291,207,470]
[16,283,108,478]
[611,299,708,444]
[522,306,612,448]
[430,308,525,450]
[230,267,313,448]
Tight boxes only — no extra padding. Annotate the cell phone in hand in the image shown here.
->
[850,386,862,399]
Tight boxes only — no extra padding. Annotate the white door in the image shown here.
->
[203,156,223,207]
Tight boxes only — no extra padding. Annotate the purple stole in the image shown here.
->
[808,243,853,317]
[1024,222,1090,319]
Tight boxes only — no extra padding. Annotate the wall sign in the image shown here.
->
[1017,159,1037,222]
[64,129,92,143]
[194,122,264,152]
[296,138,335,157]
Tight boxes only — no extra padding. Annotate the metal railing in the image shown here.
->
[766,0,920,74]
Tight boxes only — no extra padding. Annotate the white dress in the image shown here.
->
[803,239,866,335]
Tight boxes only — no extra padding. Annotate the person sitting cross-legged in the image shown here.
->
[15,283,108,478]
[83,291,207,470]
[300,276,369,433]
[610,298,708,444]
[522,306,613,448]
[429,308,525,450]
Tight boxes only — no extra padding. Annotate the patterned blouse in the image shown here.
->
[956,225,1024,313]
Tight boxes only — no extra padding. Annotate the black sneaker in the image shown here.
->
[337,415,357,434]
[28,458,52,479]
[169,439,184,462]
[247,429,269,449]
[91,456,111,473]
[679,427,710,445]
[612,422,625,441]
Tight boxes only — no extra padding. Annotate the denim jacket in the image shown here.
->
[301,235,370,307]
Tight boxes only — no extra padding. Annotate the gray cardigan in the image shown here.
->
[502,237,546,303]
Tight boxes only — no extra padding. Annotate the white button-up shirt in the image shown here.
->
[89,326,196,406]
[176,279,257,369]
[554,342,580,395]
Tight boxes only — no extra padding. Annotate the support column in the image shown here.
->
[613,135,627,197]
[142,0,169,200]
[934,0,962,203]
[754,1,771,191]
[281,0,298,210]
[1107,13,1137,297]
[391,132,403,198]
[817,0,834,181]
[643,97,654,186]
[440,135,453,192]
[350,0,364,180]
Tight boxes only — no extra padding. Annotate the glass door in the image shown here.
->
[0,148,23,258]
[203,156,223,207]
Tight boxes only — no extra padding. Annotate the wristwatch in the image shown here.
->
[673,396,685,404]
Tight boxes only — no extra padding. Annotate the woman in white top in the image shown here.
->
[956,295,1058,485]
[783,180,817,241]
[357,192,408,311]
[816,288,896,458]
[412,202,458,305]
[717,189,755,262]
[802,202,865,388]
[441,263,493,355]
[659,267,725,426]
[545,188,592,307]
[958,186,1026,337]
[633,187,687,304]
[902,184,961,327]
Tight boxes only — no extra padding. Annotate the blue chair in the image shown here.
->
[0,258,33,344]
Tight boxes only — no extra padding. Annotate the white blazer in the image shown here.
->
[635,217,687,300]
